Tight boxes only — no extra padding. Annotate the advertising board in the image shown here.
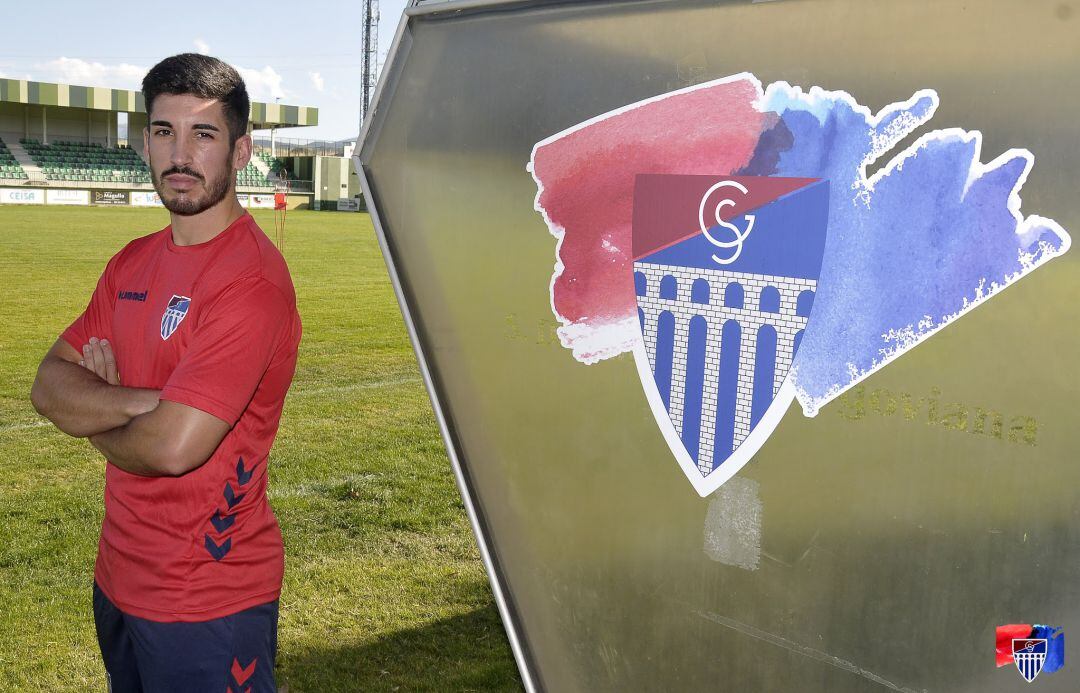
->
[130,191,163,207]
[0,188,44,204]
[92,190,130,206]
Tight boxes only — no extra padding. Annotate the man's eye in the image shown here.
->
[154,129,171,136]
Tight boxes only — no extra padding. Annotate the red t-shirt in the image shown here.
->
[61,211,302,622]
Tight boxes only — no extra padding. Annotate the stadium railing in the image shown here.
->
[252,137,349,158]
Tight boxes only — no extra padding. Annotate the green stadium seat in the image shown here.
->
[0,137,29,179]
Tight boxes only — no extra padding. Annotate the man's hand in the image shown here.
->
[34,335,227,475]
[31,337,159,438]
[78,337,120,385]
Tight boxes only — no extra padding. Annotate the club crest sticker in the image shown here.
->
[160,295,191,341]
[527,72,1071,496]
[632,174,827,485]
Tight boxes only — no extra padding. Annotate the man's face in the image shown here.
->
[144,94,249,216]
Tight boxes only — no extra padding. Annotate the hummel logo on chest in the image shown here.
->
[117,290,148,302]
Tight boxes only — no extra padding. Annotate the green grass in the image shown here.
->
[0,205,521,691]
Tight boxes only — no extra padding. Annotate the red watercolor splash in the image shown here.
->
[996,624,1033,667]
[530,76,772,347]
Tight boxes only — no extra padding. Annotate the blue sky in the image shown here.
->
[0,0,410,142]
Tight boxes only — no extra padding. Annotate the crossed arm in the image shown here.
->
[30,337,230,477]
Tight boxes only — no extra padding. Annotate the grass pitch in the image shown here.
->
[0,205,521,691]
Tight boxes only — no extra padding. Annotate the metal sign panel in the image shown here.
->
[358,1,1080,690]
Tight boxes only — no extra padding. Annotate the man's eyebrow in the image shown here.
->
[148,121,221,132]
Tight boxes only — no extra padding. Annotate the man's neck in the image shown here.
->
[170,196,247,247]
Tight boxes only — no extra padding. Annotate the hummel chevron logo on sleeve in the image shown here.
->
[204,534,232,561]
[223,483,245,510]
[209,510,235,533]
[236,457,253,485]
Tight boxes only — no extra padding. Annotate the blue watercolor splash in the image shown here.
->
[1032,624,1066,674]
[741,83,1071,415]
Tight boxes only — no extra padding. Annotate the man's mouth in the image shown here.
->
[164,173,200,190]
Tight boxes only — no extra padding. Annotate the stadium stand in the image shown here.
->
[237,160,273,189]
[1,78,319,200]
[0,137,28,181]
[257,150,290,177]
[18,138,275,189]
[21,138,150,184]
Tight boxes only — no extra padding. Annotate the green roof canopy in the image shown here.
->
[0,78,317,128]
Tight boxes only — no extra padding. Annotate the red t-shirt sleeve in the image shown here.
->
[61,254,118,352]
[159,277,293,427]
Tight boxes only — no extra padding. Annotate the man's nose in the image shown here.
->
[169,136,193,169]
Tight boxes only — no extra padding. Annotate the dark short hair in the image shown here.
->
[142,53,249,143]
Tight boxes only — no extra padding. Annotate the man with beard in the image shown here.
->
[30,54,301,692]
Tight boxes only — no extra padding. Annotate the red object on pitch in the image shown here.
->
[996,624,1033,667]
[273,192,286,211]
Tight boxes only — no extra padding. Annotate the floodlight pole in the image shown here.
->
[361,0,380,124]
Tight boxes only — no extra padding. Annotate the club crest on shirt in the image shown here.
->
[160,295,191,340]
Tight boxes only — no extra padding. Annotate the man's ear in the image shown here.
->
[233,133,253,171]
[142,127,150,160]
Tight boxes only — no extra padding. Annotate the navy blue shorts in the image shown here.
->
[93,582,278,693]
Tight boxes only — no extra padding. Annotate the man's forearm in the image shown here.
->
[31,356,160,437]
[88,414,175,476]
